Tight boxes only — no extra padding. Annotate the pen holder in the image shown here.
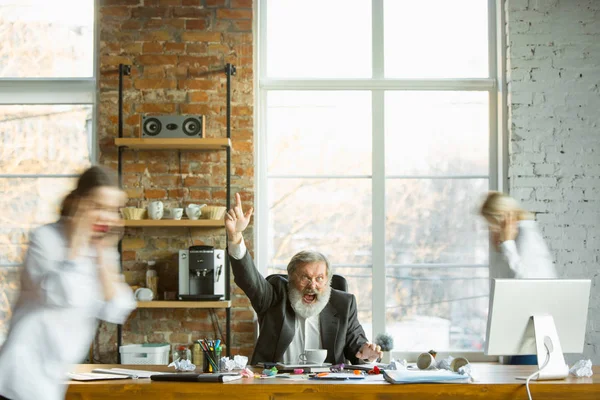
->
[215,347,222,368]
[203,348,221,373]
[202,353,210,373]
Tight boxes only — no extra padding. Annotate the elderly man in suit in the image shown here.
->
[225,193,382,366]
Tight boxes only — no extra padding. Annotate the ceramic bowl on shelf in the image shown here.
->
[201,206,227,220]
[120,207,146,220]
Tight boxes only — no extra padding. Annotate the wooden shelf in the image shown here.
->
[115,138,231,150]
[137,300,231,309]
[123,219,224,228]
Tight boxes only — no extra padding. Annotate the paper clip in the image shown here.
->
[330,363,345,372]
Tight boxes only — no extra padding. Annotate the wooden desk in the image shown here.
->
[67,364,600,400]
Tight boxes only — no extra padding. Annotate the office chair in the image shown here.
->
[266,273,348,292]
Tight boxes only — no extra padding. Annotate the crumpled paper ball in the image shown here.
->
[437,356,454,371]
[219,355,249,372]
[458,364,476,382]
[387,359,407,370]
[569,359,593,377]
[168,358,196,372]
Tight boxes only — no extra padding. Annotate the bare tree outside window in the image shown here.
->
[0,0,94,78]
[0,0,95,343]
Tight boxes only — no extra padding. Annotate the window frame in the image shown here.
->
[256,0,506,360]
[0,0,98,267]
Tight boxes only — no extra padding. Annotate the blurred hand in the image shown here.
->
[225,193,253,243]
[93,222,124,250]
[67,197,94,259]
[93,223,123,276]
[499,211,518,243]
[356,342,382,363]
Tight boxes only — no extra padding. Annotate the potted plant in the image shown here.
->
[374,333,394,363]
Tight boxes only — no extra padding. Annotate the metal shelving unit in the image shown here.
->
[114,63,236,362]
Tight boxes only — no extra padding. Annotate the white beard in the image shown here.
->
[288,284,332,319]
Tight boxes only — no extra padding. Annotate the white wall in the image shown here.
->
[506,0,600,363]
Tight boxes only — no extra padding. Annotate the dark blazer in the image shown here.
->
[230,250,368,365]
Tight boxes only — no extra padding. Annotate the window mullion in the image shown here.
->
[372,0,384,79]
[0,80,96,105]
[371,0,386,342]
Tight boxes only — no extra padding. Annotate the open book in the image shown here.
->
[91,368,165,379]
[68,368,166,381]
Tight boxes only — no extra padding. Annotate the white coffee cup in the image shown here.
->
[172,207,184,220]
[135,287,154,301]
[417,352,437,370]
[299,349,327,365]
[185,203,206,220]
[148,201,164,220]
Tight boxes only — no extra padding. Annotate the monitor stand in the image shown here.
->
[516,315,569,381]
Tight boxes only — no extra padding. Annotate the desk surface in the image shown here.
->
[67,364,600,400]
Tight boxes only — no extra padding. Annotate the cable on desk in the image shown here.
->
[525,341,552,400]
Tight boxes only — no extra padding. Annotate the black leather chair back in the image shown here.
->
[266,273,348,292]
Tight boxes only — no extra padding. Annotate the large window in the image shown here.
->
[0,0,96,343]
[258,0,499,354]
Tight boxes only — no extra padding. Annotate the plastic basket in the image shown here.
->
[119,344,170,365]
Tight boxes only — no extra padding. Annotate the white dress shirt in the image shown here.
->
[281,314,322,364]
[228,237,323,364]
[0,221,136,400]
[492,220,557,279]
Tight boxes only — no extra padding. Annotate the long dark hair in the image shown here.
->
[60,166,118,217]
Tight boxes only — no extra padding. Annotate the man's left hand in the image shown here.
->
[356,342,383,362]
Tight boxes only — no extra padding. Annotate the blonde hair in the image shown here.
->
[480,191,534,225]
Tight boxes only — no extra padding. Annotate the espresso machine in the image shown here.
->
[178,245,225,300]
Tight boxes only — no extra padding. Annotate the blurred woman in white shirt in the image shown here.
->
[0,166,136,400]
[480,191,557,280]
[480,192,557,365]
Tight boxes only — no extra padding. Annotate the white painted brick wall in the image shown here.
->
[507,0,600,363]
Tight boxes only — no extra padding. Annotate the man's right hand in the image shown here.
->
[225,193,253,244]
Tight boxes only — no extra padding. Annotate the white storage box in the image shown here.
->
[119,344,170,365]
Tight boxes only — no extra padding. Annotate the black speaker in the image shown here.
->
[141,115,205,138]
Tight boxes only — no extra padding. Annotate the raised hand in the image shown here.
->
[499,211,518,243]
[356,342,383,363]
[225,193,253,243]
[67,197,94,259]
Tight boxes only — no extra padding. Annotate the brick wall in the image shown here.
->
[96,0,254,362]
[506,0,600,363]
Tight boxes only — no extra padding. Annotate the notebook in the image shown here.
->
[383,369,470,384]
[150,373,243,383]
[68,373,132,381]
[309,372,366,380]
[275,362,332,373]
[343,362,389,371]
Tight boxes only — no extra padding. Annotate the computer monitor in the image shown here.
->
[485,279,591,380]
